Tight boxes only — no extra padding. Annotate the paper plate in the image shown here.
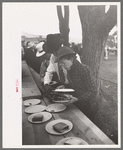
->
[45,119,73,135]
[56,137,89,145]
[28,112,52,123]
[46,104,66,113]
[54,89,75,92]
[25,105,46,114]
[52,99,71,103]
[24,99,41,106]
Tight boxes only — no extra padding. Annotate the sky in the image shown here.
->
[3,3,117,43]
[19,3,82,42]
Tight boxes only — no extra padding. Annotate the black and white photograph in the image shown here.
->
[3,2,121,148]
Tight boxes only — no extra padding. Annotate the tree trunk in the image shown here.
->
[57,6,70,46]
[78,5,117,95]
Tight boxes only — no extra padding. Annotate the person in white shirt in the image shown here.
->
[42,33,82,93]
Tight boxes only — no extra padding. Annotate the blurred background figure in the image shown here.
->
[24,41,41,74]
[21,40,26,60]
[104,45,109,60]
[70,42,82,56]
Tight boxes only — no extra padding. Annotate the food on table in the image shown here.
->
[64,138,83,145]
[32,114,43,121]
[50,92,71,101]
[53,122,69,133]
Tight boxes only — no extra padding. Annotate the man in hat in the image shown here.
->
[24,41,41,74]
[24,41,49,75]
[43,33,81,93]
[56,46,98,119]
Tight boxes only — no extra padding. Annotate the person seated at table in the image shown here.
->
[24,41,41,74]
[55,46,99,119]
[42,33,81,93]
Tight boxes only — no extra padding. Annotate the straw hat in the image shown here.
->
[36,42,45,57]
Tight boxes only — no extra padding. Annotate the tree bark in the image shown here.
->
[57,5,70,46]
[97,6,117,36]
[78,5,117,95]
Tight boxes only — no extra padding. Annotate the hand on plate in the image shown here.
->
[64,95,78,105]
[56,85,65,89]
[44,84,54,93]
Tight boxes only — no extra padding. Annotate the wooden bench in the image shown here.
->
[22,61,41,98]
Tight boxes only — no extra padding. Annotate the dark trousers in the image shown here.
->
[24,48,42,74]
[74,98,99,121]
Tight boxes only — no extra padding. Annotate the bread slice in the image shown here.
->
[53,122,69,133]
[64,138,82,145]
[32,114,43,121]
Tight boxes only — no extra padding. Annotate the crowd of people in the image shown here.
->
[22,33,99,121]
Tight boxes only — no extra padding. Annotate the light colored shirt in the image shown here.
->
[21,46,24,55]
[40,59,50,83]
[44,53,81,85]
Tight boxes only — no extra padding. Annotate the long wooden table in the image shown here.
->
[22,61,115,145]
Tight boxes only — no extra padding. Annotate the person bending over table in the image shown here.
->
[42,33,82,93]
[55,46,99,119]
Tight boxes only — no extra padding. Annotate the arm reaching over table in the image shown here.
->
[69,96,78,103]
[43,54,56,85]
[63,95,78,105]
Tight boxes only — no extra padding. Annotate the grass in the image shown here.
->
[100,53,117,84]
[93,52,118,144]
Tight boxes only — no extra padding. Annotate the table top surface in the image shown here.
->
[22,61,115,145]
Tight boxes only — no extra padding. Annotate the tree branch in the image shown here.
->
[98,5,117,36]
[86,6,105,29]
[64,6,69,26]
[57,5,63,23]
[78,6,92,42]
[57,5,70,45]
[78,6,92,26]
[78,6,104,46]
